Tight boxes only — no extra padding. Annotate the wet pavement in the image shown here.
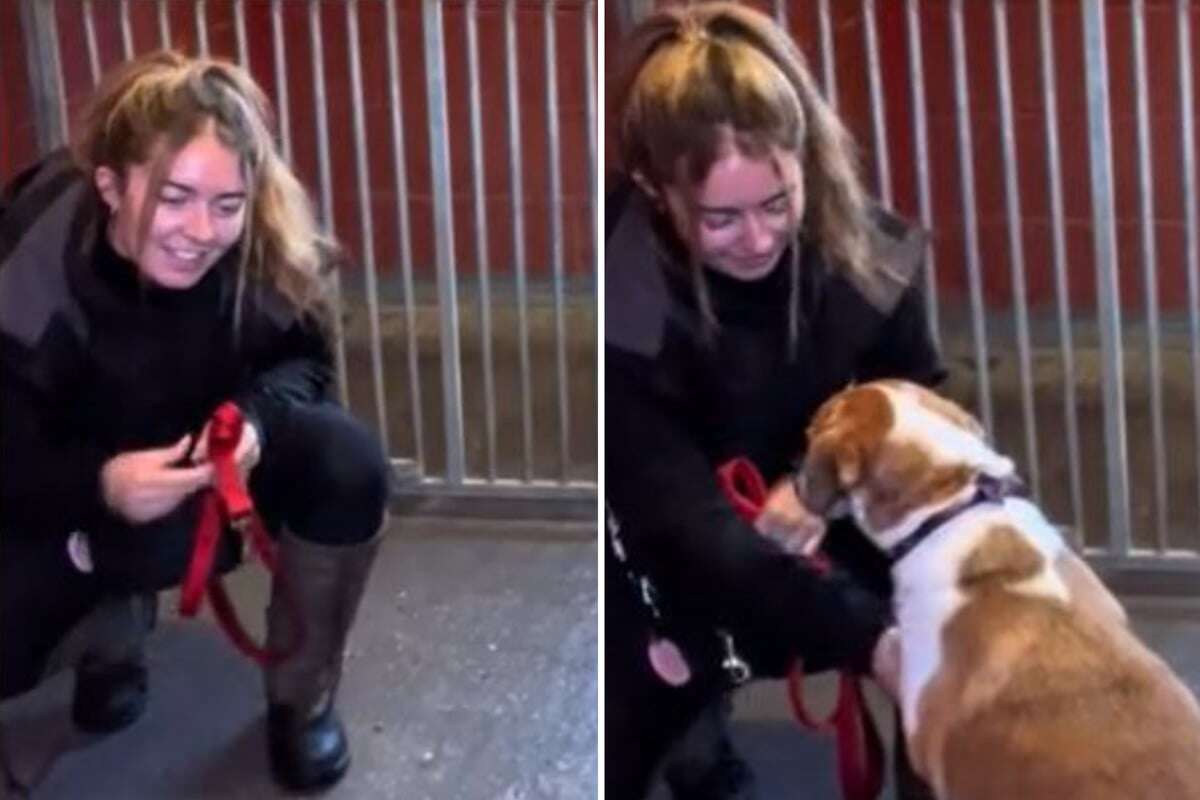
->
[0,515,598,799]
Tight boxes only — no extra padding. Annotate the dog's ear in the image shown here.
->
[797,432,861,516]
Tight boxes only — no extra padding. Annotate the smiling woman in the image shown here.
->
[666,147,801,283]
[95,120,248,290]
[604,3,945,798]
[71,51,329,318]
[0,51,389,793]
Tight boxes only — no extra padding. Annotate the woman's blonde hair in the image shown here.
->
[612,2,870,347]
[73,50,334,327]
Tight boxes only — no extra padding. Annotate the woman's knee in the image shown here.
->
[316,415,388,506]
[260,404,391,541]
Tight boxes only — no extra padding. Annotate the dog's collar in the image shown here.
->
[886,473,1028,564]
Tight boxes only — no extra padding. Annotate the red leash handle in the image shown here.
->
[178,402,294,666]
[178,492,221,617]
[716,458,769,524]
[207,403,252,522]
[716,457,884,800]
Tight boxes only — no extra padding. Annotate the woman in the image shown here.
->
[0,51,389,792]
[605,4,940,797]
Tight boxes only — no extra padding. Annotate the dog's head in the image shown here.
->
[795,380,1015,540]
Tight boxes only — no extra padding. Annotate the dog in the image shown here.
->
[794,379,1200,799]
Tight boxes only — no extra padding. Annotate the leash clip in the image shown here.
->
[639,576,663,621]
[606,503,627,562]
[719,629,752,685]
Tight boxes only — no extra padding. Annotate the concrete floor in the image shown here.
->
[0,516,597,800]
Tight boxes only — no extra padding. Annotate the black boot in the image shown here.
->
[264,529,381,792]
[69,594,156,735]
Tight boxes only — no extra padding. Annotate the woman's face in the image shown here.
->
[96,121,247,290]
[664,146,804,281]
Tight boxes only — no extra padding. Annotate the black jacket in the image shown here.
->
[0,151,332,585]
[605,181,944,679]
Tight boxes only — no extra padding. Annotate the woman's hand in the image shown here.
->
[100,435,214,524]
[754,477,827,556]
[191,418,262,483]
[871,626,902,701]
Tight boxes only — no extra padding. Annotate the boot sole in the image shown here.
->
[269,750,351,794]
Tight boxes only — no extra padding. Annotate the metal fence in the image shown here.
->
[13,0,598,511]
[15,0,1200,561]
[614,0,1200,585]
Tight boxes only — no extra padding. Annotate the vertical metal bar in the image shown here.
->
[157,0,171,49]
[505,0,535,481]
[83,0,101,88]
[818,0,839,111]
[637,0,653,24]
[993,0,1040,502]
[1038,0,1084,544]
[863,0,891,207]
[621,0,654,31]
[196,0,209,57]
[1178,0,1200,536]
[422,0,466,484]
[119,0,134,61]
[772,0,787,28]
[346,0,391,453]
[544,0,570,482]
[308,0,350,408]
[615,0,634,35]
[270,0,292,165]
[465,0,496,480]
[584,0,597,254]
[950,0,993,434]
[1081,0,1132,555]
[384,0,426,474]
[19,0,67,153]
[234,0,249,67]
[1132,0,1168,549]
[308,2,335,239]
[905,0,939,349]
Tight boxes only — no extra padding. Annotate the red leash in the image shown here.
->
[716,457,884,800]
[179,402,299,666]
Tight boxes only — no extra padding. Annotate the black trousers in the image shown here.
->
[0,402,389,700]
[606,543,732,799]
[606,532,937,799]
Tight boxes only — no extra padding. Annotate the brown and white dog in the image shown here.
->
[796,379,1200,800]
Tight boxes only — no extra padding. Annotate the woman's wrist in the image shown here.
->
[871,626,902,699]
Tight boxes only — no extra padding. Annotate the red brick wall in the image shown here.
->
[1,2,39,180]
[606,0,1200,314]
[1,0,597,282]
